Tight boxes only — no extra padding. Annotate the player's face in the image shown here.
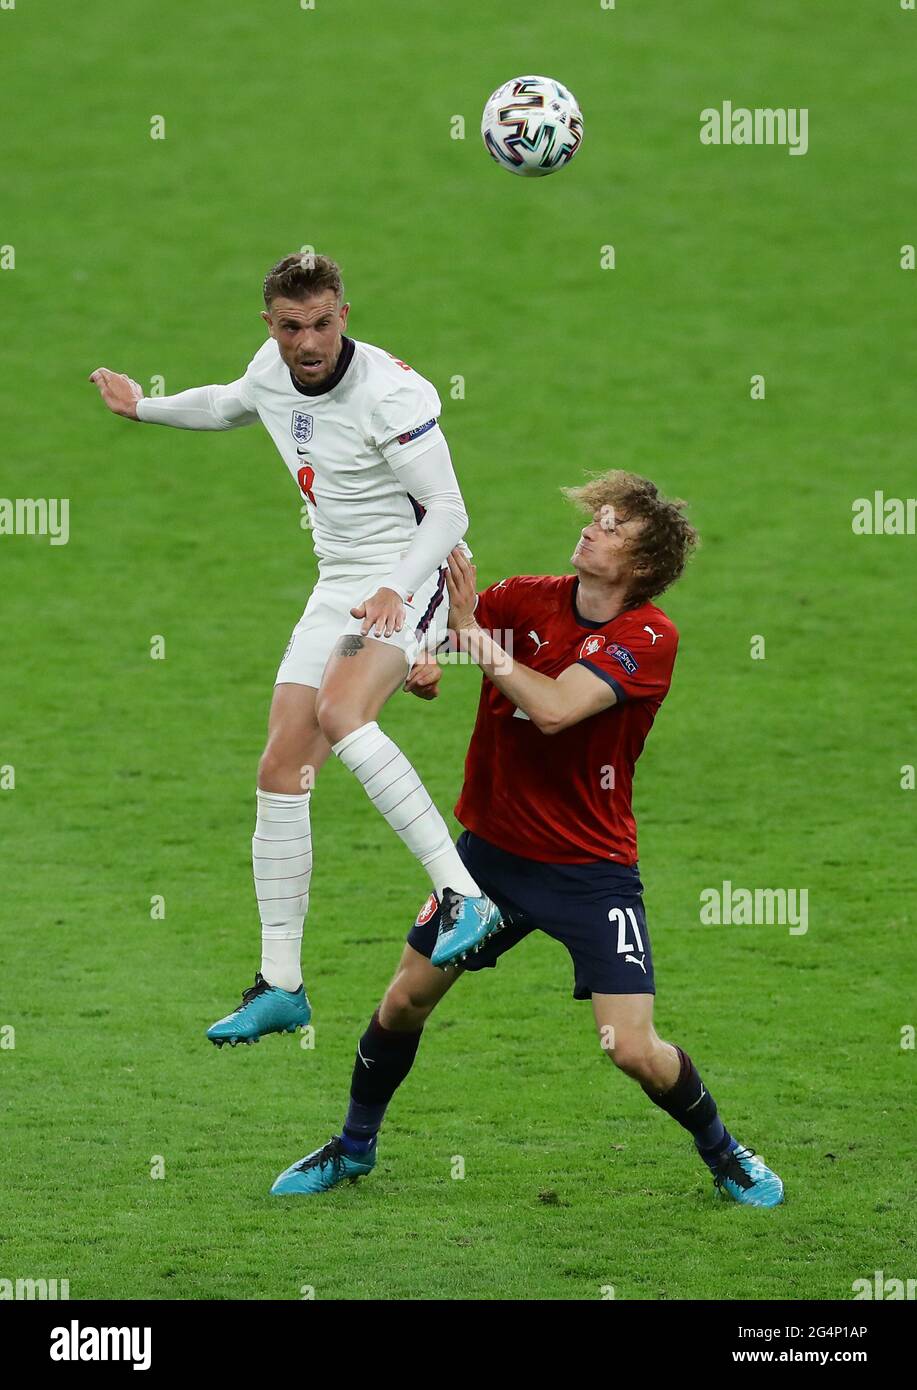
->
[571,506,645,584]
[262,293,350,387]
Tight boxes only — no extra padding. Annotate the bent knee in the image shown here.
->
[604,1036,658,1082]
[382,978,437,1027]
[315,691,368,746]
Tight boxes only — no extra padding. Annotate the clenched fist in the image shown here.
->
[89,368,144,420]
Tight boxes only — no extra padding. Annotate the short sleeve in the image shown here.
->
[474,575,544,634]
[239,336,281,414]
[474,580,512,633]
[575,620,677,703]
[237,368,258,414]
[371,372,445,465]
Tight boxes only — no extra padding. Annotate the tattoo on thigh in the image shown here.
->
[335,635,365,657]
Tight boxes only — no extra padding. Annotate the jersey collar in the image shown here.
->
[288,335,355,397]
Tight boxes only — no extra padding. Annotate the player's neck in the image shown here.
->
[573,572,631,625]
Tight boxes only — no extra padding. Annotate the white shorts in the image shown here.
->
[275,564,449,690]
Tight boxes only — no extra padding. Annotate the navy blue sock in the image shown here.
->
[339,1127,378,1156]
[340,1008,423,1152]
[341,1098,385,1154]
[642,1046,736,1172]
[694,1122,738,1172]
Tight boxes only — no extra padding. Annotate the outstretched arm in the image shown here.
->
[89,369,258,430]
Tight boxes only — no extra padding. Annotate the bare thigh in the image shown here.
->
[257,682,334,795]
[315,635,411,746]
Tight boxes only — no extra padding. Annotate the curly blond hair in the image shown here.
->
[562,471,698,607]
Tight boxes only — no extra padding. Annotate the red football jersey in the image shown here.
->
[454,574,679,864]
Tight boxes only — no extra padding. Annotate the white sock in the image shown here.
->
[332,722,480,899]
[253,788,312,991]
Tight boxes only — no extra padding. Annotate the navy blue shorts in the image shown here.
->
[407,831,655,999]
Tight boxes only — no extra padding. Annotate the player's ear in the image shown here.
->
[627,557,652,600]
[260,309,273,332]
[339,301,350,330]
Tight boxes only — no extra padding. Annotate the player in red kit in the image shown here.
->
[270,471,785,1208]
[450,573,674,869]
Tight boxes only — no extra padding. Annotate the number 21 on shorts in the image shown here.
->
[609,906,645,956]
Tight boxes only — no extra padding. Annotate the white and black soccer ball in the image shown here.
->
[481,75,584,177]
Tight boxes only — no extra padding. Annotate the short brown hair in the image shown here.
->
[563,470,698,607]
[262,253,344,307]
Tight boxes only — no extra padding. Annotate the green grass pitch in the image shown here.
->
[1,0,915,1300]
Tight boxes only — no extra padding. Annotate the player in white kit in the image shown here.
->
[89,253,502,1044]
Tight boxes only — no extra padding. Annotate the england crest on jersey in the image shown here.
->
[291,410,313,445]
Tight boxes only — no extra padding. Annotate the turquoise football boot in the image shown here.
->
[430,887,504,968]
[713,1143,784,1207]
[206,972,311,1047]
[270,1136,376,1195]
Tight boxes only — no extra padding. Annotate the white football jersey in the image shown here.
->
[236,336,444,576]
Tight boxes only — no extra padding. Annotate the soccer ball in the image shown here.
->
[481,75,584,177]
